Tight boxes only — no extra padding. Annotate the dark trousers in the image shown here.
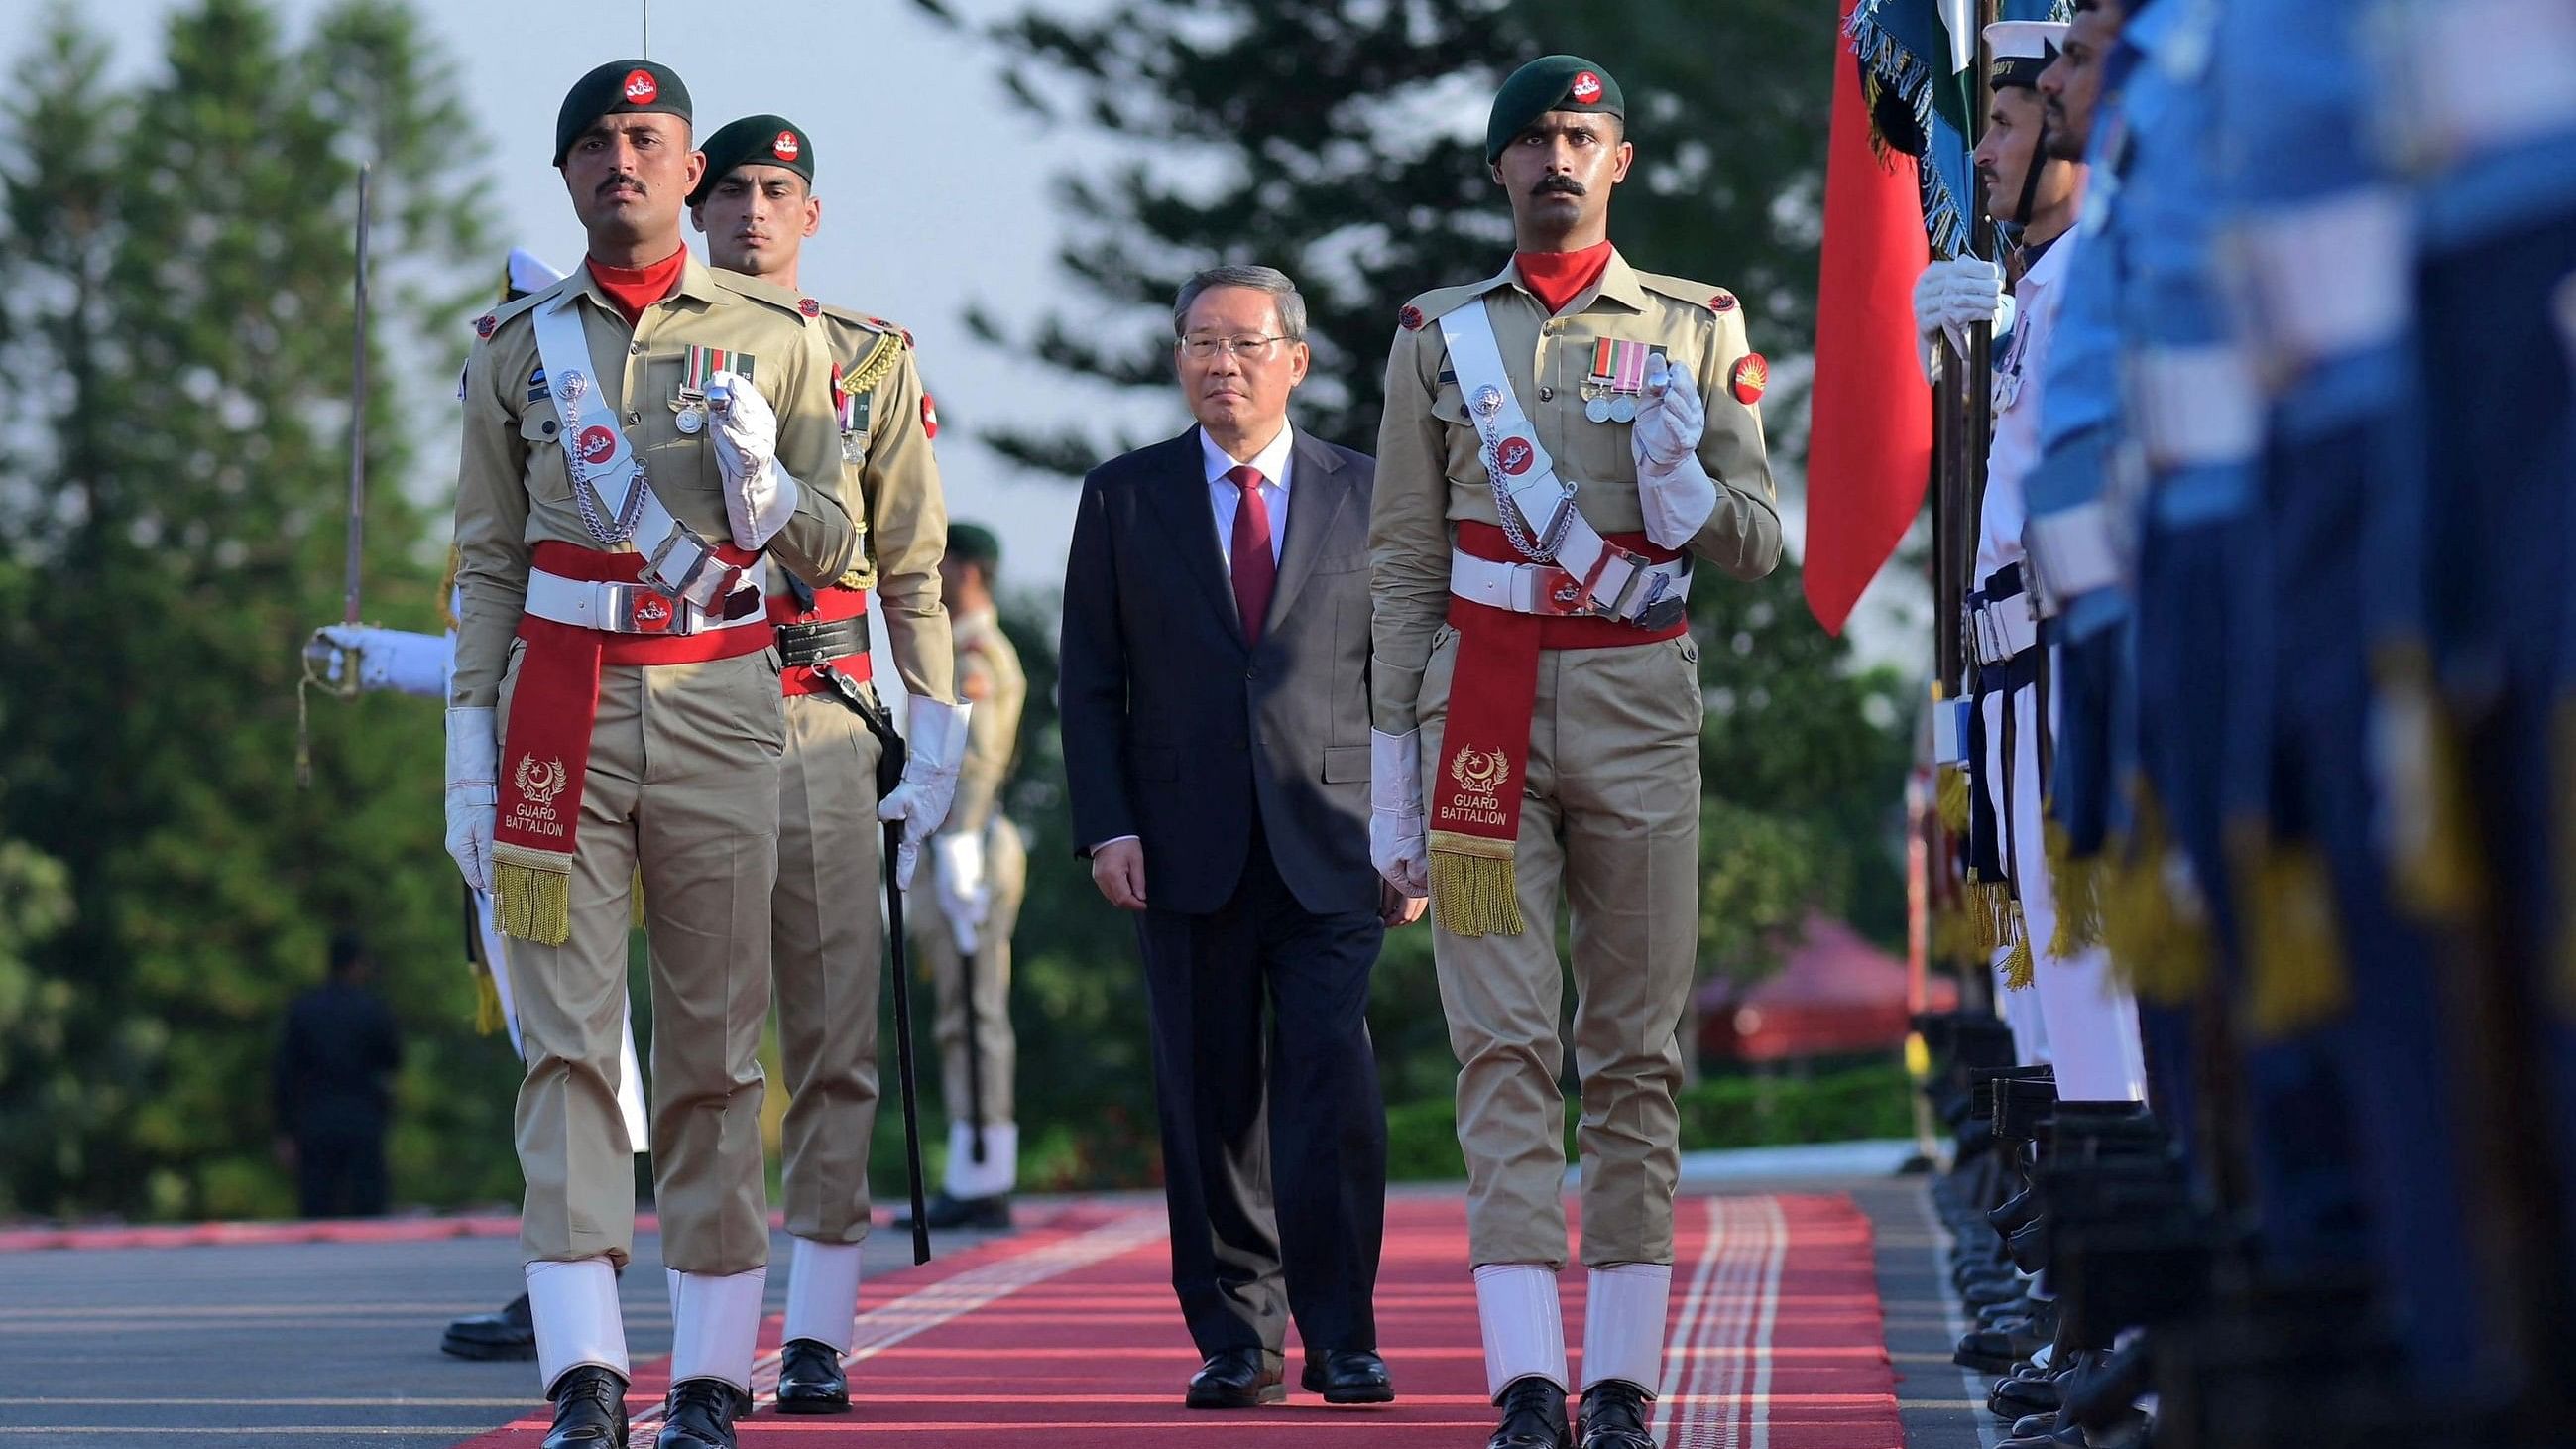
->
[1135,828,1387,1360]
[295,1120,389,1219]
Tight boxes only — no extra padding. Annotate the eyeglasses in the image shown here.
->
[1178,334,1293,360]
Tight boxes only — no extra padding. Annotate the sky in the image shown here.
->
[43,0,1932,675]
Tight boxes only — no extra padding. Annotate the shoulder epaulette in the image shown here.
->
[708,268,821,322]
[471,276,568,340]
[817,302,913,344]
[1634,270,1740,318]
[837,330,906,397]
[1399,276,1510,333]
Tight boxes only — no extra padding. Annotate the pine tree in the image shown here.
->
[0,0,507,1218]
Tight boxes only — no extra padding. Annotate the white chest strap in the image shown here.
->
[1436,300,1683,627]
[528,299,755,616]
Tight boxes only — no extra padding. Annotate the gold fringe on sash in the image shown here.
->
[2046,820,2105,955]
[472,962,505,1036]
[1932,900,1986,967]
[2372,644,2483,922]
[2233,826,2351,1037]
[1429,831,1524,938]
[2099,785,2214,1005]
[1936,762,1972,834]
[493,847,571,946]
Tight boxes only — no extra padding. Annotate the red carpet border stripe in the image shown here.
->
[449,1192,1900,1447]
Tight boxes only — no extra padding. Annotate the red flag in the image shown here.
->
[1804,0,1934,636]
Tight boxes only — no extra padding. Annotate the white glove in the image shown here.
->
[1633,360,1717,548]
[308,625,451,697]
[878,697,971,892]
[706,370,803,549]
[1370,728,1429,899]
[444,706,497,893]
[932,832,990,955]
[1910,257,2013,382]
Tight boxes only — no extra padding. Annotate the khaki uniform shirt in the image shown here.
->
[937,607,1025,839]
[815,305,954,703]
[451,256,861,708]
[1368,249,1783,733]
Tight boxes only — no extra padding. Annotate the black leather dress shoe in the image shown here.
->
[1487,1375,1572,1449]
[896,1191,1012,1231]
[541,1365,628,1449]
[1185,1347,1284,1408]
[1577,1379,1653,1449]
[1300,1349,1393,1403]
[773,1337,850,1414]
[444,1290,538,1361]
[654,1379,748,1449]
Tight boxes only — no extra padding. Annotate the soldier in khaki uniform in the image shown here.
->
[682,115,967,1418]
[1366,56,1781,1449]
[443,62,867,1449]
[901,522,1028,1231]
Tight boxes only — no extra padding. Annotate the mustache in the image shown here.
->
[596,174,645,199]
[1532,175,1586,197]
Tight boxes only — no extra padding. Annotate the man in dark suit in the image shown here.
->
[1061,264,1418,1410]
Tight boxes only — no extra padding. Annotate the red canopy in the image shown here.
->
[1696,914,1956,1062]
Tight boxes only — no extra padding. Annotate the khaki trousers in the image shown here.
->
[1418,624,1704,1270]
[501,645,783,1275]
[909,818,1028,1123]
[773,690,886,1243]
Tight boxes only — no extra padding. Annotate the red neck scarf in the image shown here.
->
[585,249,686,324]
[1514,240,1613,315]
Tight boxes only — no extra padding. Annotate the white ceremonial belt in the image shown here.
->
[526,564,770,636]
[2394,0,2576,163]
[2127,344,2262,470]
[2232,187,2411,373]
[1450,549,1692,628]
[2026,502,2124,608]
[1972,592,2041,667]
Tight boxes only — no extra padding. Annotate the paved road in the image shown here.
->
[0,1176,1989,1447]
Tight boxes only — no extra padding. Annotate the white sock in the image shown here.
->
[526,1258,629,1396]
[1474,1263,1568,1399]
[1580,1263,1673,1394]
[943,1119,1019,1200]
[668,1268,767,1393]
[782,1238,865,1354]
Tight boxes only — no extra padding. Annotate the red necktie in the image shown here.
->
[1227,464,1276,640]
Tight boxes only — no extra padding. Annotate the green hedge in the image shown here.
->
[1385,1061,1914,1182]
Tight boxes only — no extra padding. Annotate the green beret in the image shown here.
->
[1486,55,1624,164]
[948,523,1002,570]
[553,60,691,167]
[688,114,815,208]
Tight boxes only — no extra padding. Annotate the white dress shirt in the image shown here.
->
[1200,423,1297,572]
[1977,232,2077,586]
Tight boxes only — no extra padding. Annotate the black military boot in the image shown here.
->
[540,1365,628,1449]
[1487,1374,1572,1449]
[443,1290,537,1361]
[772,1337,850,1414]
[653,1379,748,1449]
[1576,1379,1654,1449]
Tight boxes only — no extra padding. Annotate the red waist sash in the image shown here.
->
[1429,522,1689,938]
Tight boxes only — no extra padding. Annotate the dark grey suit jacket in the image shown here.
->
[1058,424,1379,917]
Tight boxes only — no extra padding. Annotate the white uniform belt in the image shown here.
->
[525,563,771,636]
[2127,344,2262,470]
[2395,0,2576,163]
[2231,188,2410,374]
[2026,502,2123,608]
[1449,548,1692,627]
[1972,590,2041,667]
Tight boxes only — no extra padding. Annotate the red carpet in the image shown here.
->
[454,1192,1901,1447]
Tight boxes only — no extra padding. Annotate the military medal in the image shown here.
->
[674,402,706,434]
[1583,338,1652,423]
